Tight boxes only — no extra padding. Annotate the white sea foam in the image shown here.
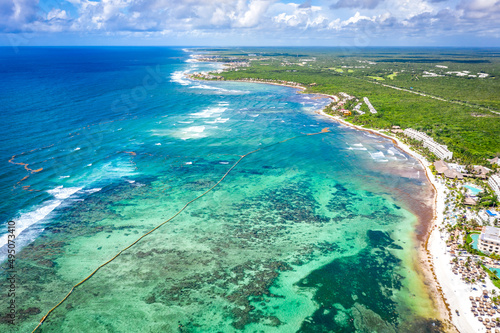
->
[219,162,230,165]
[190,84,248,94]
[348,147,368,151]
[190,84,219,90]
[47,186,82,200]
[59,175,70,179]
[0,186,81,250]
[155,143,161,146]
[205,117,229,124]
[178,120,194,124]
[181,126,206,140]
[388,147,406,157]
[248,114,259,117]
[369,151,389,162]
[185,162,193,165]
[84,188,102,194]
[190,107,226,118]
[369,151,385,159]
[170,71,191,86]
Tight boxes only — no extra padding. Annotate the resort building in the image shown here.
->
[489,174,500,198]
[403,128,453,160]
[488,157,499,165]
[391,125,403,134]
[433,160,463,179]
[478,226,500,255]
[363,97,377,114]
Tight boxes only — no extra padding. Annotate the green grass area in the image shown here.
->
[387,72,398,80]
[367,76,385,81]
[465,232,485,256]
[481,264,500,289]
[199,47,500,165]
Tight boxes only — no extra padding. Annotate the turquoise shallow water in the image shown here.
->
[0,47,440,332]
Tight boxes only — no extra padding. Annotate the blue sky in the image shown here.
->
[1,0,499,47]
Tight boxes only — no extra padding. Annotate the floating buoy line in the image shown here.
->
[32,128,330,332]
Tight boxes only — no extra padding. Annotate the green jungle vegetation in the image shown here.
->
[197,47,500,165]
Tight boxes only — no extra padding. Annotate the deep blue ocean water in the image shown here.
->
[0,47,440,332]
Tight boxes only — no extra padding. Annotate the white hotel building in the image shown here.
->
[489,174,500,198]
[403,128,453,160]
[478,226,500,255]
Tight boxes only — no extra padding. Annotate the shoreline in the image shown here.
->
[185,69,468,331]
[317,109,456,327]
[239,79,459,330]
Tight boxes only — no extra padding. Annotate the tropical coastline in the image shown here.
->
[186,61,455,328]
[1,47,452,332]
[188,57,486,330]
[1,0,499,330]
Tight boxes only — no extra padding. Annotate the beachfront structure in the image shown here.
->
[353,103,365,115]
[489,174,500,198]
[478,226,500,255]
[433,160,463,179]
[403,128,453,160]
[488,157,499,165]
[363,97,377,114]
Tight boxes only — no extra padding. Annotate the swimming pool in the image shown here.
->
[464,185,482,196]
[488,267,500,278]
[471,233,480,250]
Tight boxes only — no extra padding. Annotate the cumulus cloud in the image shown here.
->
[331,0,385,10]
[458,0,500,20]
[0,0,499,45]
[0,0,39,31]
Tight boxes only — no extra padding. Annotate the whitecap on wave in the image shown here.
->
[170,71,191,86]
[189,84,248,94]
[369,151,389,162]
[205,117,229,124]
[181,126,207,140]
[0,186,82,254]
[190,107,226,118]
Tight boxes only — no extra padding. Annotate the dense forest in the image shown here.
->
[198,47,500,165]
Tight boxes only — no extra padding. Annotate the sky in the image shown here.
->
[1,0,500,47]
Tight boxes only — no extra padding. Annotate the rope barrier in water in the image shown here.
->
[31,128,329,332]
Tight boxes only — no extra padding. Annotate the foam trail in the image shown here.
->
[369,151,389,162]
[0,186,81,258]
[190,107,226,118]
[181,126,207,140]
[205,117,229,124]
[170,71,191,86]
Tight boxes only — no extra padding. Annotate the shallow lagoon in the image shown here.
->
[0,47,440,332]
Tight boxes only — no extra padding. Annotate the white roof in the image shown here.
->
[481,226,500,243]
